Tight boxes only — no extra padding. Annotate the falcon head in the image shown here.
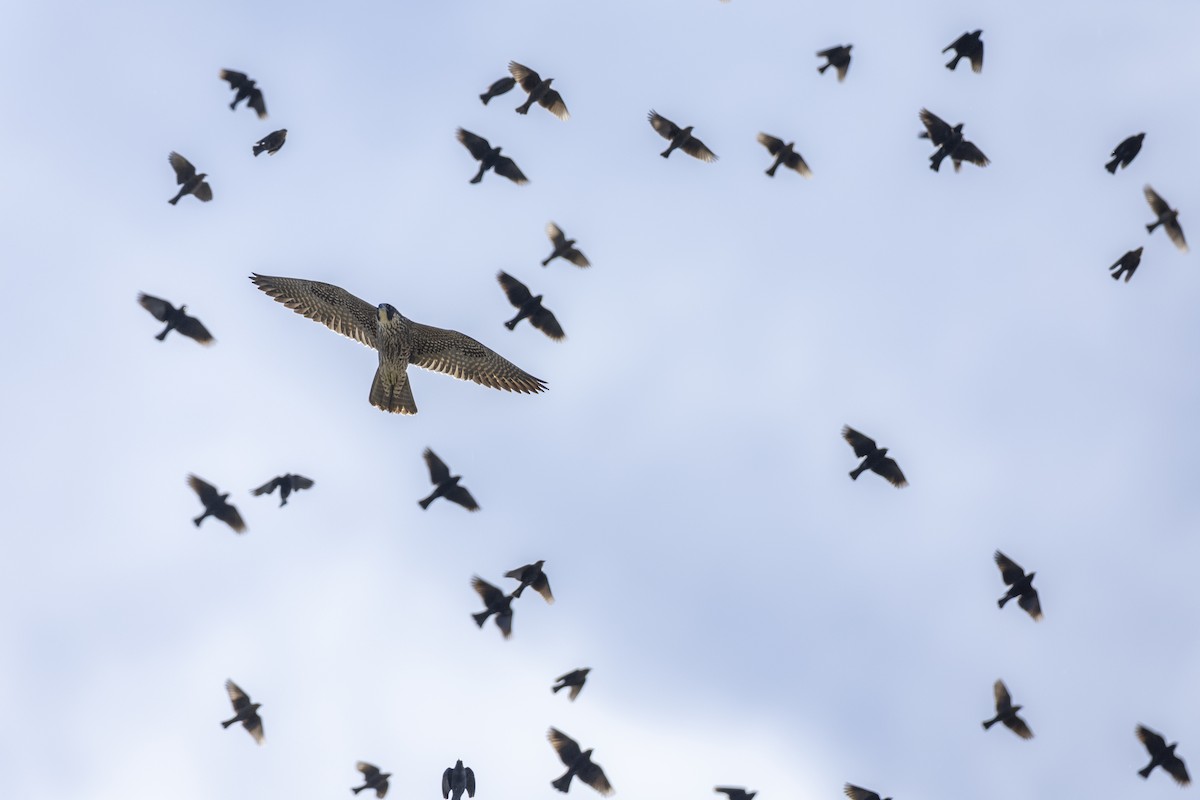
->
[378,303,399,322]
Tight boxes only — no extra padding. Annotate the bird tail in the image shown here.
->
[1139,765,1153,779]
[480,93,491,105]
[472,611,491,628]
[982,719,996,730]
[155,329,169,341]
[168,196,180,205]
[253,144,266,156]
[551,683,564,693]
[552,775,573,793]
[193,514,205,527]
[1146,222,1158,233]
[470,166,486,184]
[516,100,531,115]
[418,494,435,510]
[660,149,671,159]
[369,368,417,415]
[353,787,366,795]
[1105,158,1119,174]
[221,717,236,729]
[849,465,866,480]
[541,256,552,267]
[818,63,830,74]
[504,319,518,330]
[997,596,1009,608]
[945,56,961,70]
[766,164,779,177]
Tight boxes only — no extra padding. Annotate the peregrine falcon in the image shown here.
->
[249,274,547,414]
[221,679,264,744]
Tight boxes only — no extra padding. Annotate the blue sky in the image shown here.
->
[2,0,1200,798]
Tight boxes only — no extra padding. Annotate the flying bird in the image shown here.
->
[498,272,565,341]
[553,668,591,701]
[472,576,515,638]
[757,133,812,178]
[167,152,211,205]
[443,759,476,800]
[221,680,263,744]
[542,223,591,268]
[1109,247,1143,282]
[253,129,287,156]
[1137,725,1190,786]
[457,128,528,184]
[138,293,213,345]
[353,762,392,797]
[419,449,479,511]
[506,560,553,602]
[919,109,989,172]
[943,30,983,72]
[842,426,907,487]
[480,75,517,105]
[648,111,717,161]
[189,475,246,533]
[548,728,613,795]
[982,680,1033,739]
[251,473,314,507]
[993,550,1041,620]
[250,274,546,415]
[715,787,757,800]
[1106,133,1145,173]
[843,784,890,800]
[817,45,853,81]
[219,69,267,118]
[508,61,569,120]
[1144,185,1187,252]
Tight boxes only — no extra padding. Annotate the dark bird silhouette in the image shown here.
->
[553,668,591,701]
[1109,247,1143,282]
[542,222,591,268]
[993,550,1041,620]
[167,152,212,204]
[1145,185,1188,252]
[353,762,392,797]
[1106,133,1145,173]
[443,759,476,800]
[843,784,890,800]
[189,475,246,533]
[457,128,529,184]
[509,61,569,120]
[506,560,553,602]
[1137,725,1191,786]
[138,293,214,344]
[757,133,812,178]
[648,111,717,161]
[253,129,287,156]
[472,576,515,638]
[982,680,1033,739]
[498,272,565,341]
[419,449,479,511]
[842,426,907,487]
[715,787,757,800]
[480,76,517,105]
[251,473,314,507]
[219,69,267,118]
[221,680,263,744]
[548,728,613,795]
[817,45,853,81]
[943,30,983,72]
[919,109,989,172]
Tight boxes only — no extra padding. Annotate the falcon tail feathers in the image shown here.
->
[369,368,417,414]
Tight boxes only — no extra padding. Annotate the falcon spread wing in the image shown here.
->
[408,322,547,393]
[843,785,881,800]
[250,274,378,349]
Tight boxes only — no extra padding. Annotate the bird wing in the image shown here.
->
[189,475,220,505]
[756,133,786,155]
[1144,185,1171,216]
[1002,714,1034,739]
[530,307,566,341]
[993,680,1012,712]
[816,46,844,58]
[952,140,989,168]
[175,314,214,344]
[578,762,613,795]
[505,564,532,581]
[556,669,581,682]
[248,87,267,119]
[191,181,213,202]
[472,576,503,605]
[648,110,681,141]
[442,769,452,798]
[250,274,378,349]
[423,448,451,484]
[1018,588,1042,620]
[532,571,554,603]
[138,293,172,322]
[841,426,878,457]
[970,41,984,73]
[919,109,954,145]
[456,128,493,161]
[290,475,315,490]
[1165,220,1189,253]
[493,156,529,184]
[568,683,583,700]
[564,248,591,268]
[843,784,880,800]
[546,222,568,248]
[359,762,382,781]
[1138,725,1168,754]
[497,271,534,307]
[835,62,849,82]
[466,768,475,796]
[242,713,264,743]
[407,322,547,393]
[507,61,542,92]
[225,679,251,710]
[216,503,247,533]
[219,69,250,88]
[252,478,282,496]
[495,609,513,638]
[539,89,570,121]
[943,33,969,53]
[168,152,196,183]
[992,551,1025,585]
[444,484,480,511]
[714,788,741,799]
[786,152,813,177]
[1164,755,1191,786]
[875,456,908,488]
[548,728,583,765]
[682,137,718,162]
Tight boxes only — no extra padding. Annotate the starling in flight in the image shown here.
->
[1137,725,1190,786]
[419,449,479,511]
[1144,185,1188,252]
[817,45,853,81]
[982,680,1033,739]
[457,128,529,184]
[509,61,570,120]
[548,728,613,795]
[993,550,1041,620]
[353,762,392,797]
[167,152,212,205]
[443,759,476,800]
[189,475,247,533]
[543,223,591,268]
[756,133,812,178]
[219,69,267,118]
[138,293,214,345]
[1109,247,1143,282]
[221,680,264,744]
[715,787,757,800]
[842,426,908,487]
[506,560,553,602]
[943,30,983,72]
[553,668,591,701]
[498,272,565,341]
[253,129,287,156]
[648,111,717,161]
[480,75,517,105]
[1106,133,1144,174]
[472,576,515,638]
[251,473,314,507]
[919,109,989,172]
[843,784,890,800]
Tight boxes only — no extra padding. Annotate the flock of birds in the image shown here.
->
[136,22,1193,800]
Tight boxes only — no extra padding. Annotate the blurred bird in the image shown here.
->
[548,728,613,795]
[480,76,517,105]
[221,680,263,744]
[189,475,246,533]
[1137,725,1190,785]
[419,449,479,511]
[982,680,1033,739]
[353,762,392,797]
[251,473,314,507]
[506,560,553,602]
[250,274,546,414]
[1109,247,1143,282]
[253,129,287,156]
[843,784,890,800]
[1106,133,1145,173]
[757,134,812,178]
[498,272,565,341]
[993,550,1041,620]
[648,111,717,161]
[817,45,853,81]
[1144,186,1188,252]
[542,223,591,268]
[443,759,476,800]
[919,109,989,172]
[457,128,529,184]
[472,576,515,638]
[553,668,591,701]
[508,61,569,120]
[715,787,757,800]
[138,293,214,344]
[842,426,907,487]
[943,30,983,72]
[219,69,267,118]
[167,152,212,204]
